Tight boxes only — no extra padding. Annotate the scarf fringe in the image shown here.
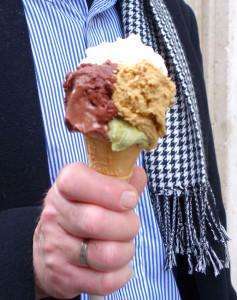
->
[151,184,230,276]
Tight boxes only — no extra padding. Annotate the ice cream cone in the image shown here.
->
[85,135,140,180]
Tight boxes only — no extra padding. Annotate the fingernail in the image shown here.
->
[120,191,138,209]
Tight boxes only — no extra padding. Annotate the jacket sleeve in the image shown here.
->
[0,206,42,299]
[175,2,237,299]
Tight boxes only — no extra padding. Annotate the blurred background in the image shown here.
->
[186,0,237,290]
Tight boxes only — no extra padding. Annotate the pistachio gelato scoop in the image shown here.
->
[108,118,149,151]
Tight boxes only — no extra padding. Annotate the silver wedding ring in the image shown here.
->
[80,239,89,267]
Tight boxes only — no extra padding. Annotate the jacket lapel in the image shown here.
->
[0,0,50,210]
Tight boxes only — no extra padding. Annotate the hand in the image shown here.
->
[33,163,147,299]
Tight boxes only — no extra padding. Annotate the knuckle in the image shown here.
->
[57,164,76,195]
[103,182,114,198]
[45,255,58,272]
[41,206,57,223]
[43,240,56,255]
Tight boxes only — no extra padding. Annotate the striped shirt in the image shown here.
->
[22,0,181,299]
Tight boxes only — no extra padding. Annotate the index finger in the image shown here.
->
[55,163,139,212]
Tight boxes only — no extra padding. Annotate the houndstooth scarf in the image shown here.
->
[121,0,229,276]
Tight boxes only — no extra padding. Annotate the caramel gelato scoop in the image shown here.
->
[113,60,176,149]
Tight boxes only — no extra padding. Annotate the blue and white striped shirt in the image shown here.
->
[22,0,180,299]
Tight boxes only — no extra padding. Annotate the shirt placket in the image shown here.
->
[85,0,118,47]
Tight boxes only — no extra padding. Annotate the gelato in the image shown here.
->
[64,34,176,178]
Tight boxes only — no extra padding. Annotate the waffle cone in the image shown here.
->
[85,136,141,179]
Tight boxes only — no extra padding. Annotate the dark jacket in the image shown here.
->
[0,0,236,299]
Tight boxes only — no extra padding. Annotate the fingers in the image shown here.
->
[86,240,134,271]
[36,162,145,299]
[66,264,132,296]
[51,191,140,241]
[45,263,132,298]
[38,212,134,272]
[67,238,134,272]
[34,207,134,299]
[55,163,139,212]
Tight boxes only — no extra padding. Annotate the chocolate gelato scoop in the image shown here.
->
[64,61,118,138]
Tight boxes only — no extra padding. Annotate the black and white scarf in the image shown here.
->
[121,0,229,276]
